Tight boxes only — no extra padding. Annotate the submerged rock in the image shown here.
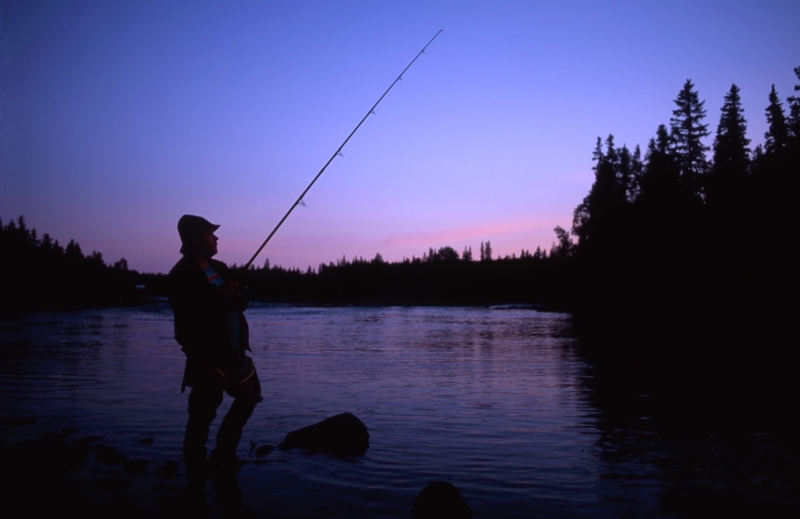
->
[94,445,127,466]
[123,459,148,476]
[154,461,179,480]
[72,436,102,460]
[254,444,275,457]
[280,412,369,456]
[412,481,473,519]
[92,477,131,494]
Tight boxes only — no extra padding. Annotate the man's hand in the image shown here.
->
[221,280,240,296]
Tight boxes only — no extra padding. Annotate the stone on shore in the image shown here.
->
[279,412,369,456]
[412,481,473,519]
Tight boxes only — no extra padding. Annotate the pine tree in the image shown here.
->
[629,145,644,202]
[639,124,679,204]
[65,239,84,261]
[779,66,800,197]
[617,144,632,201]
[572,135,624,248]
[787,66,800,142]
[670,79,710,196]
[764,85,788,159]
[712,84,750,169]
[709,84,750,205]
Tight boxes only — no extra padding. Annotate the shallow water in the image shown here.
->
[0,305,796,517]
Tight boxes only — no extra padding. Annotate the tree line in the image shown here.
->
[231,238,573,307]
[3,66,797,324]
[0,216,140,311]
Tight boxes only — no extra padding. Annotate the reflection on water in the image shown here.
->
[0,305,797,518]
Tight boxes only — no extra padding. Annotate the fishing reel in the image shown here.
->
[240,285,254,300]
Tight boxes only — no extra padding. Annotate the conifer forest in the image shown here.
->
[4,67,799,389]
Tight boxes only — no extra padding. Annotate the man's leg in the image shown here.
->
[210,396,257,466]
[184,381,224,472]
[210,361,262,468]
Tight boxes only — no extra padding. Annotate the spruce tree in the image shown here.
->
[669,79,710,196]
[780,66,800,197]
[639,124,679,204]
[787,66,800,142]
[617,145,632,202]
[764,85,788,159]
[709,84,750,204]
[572,135,625,249]
[629,145,644,203]
[784,67,800,167]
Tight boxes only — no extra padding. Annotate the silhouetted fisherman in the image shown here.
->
[168,215,262,476]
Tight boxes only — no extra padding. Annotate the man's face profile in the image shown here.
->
[198,230,218,258]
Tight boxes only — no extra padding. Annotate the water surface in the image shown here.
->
[1,305,795,517]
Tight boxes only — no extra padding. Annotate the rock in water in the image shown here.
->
[93,445,127,466]
[254,444,275,457]
[412,481,473,519]
[154,460,179,480]
[280,413,369,456]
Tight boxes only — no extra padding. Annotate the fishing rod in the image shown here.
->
[243,30,443,269]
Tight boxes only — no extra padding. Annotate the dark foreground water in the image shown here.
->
[0,305,797,518]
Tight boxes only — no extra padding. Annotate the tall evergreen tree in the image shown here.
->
[709,84,750,204]
[628,145,644,203]
[669,79,710,196]
[780,66,800,197]
[764,85,788,159]
[787,66,800,142]
[65,239,84,261]
[617,145,632,202]
[639,124,679,204]
[572,135,625,249]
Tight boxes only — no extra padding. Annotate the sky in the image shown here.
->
[1,0,798,274]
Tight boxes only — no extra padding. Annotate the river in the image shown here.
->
[0,304,796,518]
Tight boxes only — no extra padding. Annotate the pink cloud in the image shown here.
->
[379,217,565,250]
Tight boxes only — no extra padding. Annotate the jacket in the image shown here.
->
[168,256,250,388]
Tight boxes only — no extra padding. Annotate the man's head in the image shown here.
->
[178,214,220,257]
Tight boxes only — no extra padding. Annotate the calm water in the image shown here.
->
[0,305,796,518]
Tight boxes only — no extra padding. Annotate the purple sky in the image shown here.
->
[2,1,798,273]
